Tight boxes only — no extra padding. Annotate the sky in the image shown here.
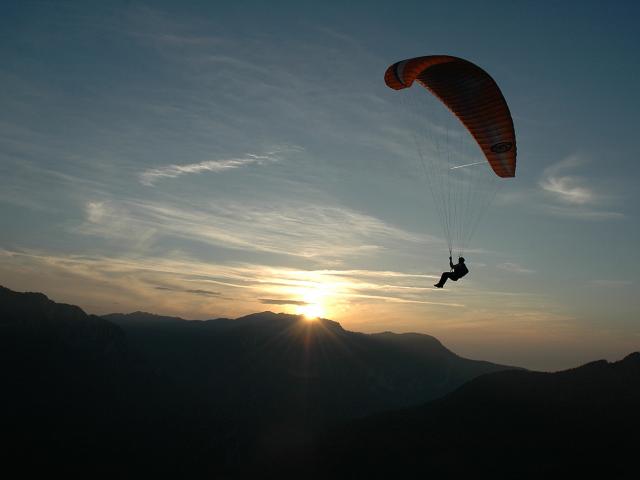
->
[1,0,639,370]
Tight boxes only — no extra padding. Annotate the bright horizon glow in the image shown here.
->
[293,281,333,319]
[297,303,324,320]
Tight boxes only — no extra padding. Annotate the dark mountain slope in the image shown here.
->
[0,287,174,475]
[0,285,130,408]
[0,285,518,476]
[314,353,640,478]
[105,310,516,421]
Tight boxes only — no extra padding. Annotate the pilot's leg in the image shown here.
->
[435,272,451,288]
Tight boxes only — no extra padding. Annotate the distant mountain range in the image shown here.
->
[309,353,640,478]
[103,309,514,422]
[1,285,637,477]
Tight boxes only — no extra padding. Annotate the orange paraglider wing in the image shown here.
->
[385,55,516,178]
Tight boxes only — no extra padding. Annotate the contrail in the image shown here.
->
[450,161,485,170]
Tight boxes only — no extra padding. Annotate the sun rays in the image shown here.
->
[297,303,325,320]
[292,281,333,320]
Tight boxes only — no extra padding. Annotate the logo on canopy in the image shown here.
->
[490,142,513,153]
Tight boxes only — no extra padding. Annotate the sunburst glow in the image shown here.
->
[296,302,325,320]
[290,279,337,320]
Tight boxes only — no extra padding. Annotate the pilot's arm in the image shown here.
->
[449,256,454,269]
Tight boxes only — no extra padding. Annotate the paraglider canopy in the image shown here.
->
[384,55,517,257]
[385,55,516,178]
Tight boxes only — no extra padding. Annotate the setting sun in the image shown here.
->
[296,302,325,320]
[286,277,339,320]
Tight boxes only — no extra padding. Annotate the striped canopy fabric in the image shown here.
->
[385,55,516,178]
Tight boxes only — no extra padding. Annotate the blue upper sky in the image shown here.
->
[1,0,638,370]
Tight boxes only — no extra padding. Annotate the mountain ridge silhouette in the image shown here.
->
[311,348,640,478]
[0,284,515,475]
[2,284,637,477]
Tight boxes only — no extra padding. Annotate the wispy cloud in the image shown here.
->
[155,286,221,297]
[0,249,462,317]
[542,205,623,220]
[260,298,310,306]
[76,197,435,260]
[539,155,623,219]
[540,176,593,204]
[140,153,279,186]
[540,155,596,204]
[185,289,221,296]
